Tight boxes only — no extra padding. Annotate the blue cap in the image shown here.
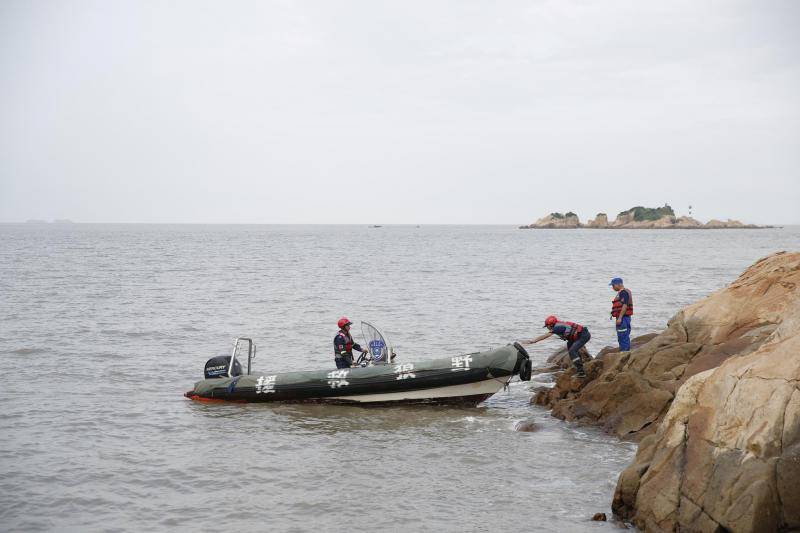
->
[610,277,623,286]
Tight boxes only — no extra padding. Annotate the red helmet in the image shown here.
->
[337,317,353,329]
[544,315,558,328]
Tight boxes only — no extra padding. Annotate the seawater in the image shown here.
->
[1,224,798,532]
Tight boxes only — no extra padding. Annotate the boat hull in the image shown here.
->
[185,344,526,406]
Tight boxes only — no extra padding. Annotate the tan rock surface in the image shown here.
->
[673,216,703,228]
[562,251,800,532]
[534,252,799,443]
[531,252,799,530]
[530,252,797,531]
[704,218,728,228]
[652,215,677,228]
[612,304,800,531]
[587,213,609,228]
[525,213,581,228]
[611,212,634,227]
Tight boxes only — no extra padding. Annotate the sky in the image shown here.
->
[1,0,798,224]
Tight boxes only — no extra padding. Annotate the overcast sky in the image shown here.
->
[1,0,798,224]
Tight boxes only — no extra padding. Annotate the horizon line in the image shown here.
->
[2,221,796,226]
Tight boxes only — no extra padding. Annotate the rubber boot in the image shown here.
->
[570,355,587,378]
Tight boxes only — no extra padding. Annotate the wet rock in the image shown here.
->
[531,389,550,406]
[591,512,607,521]
[530,365,559,376]
[529,373,555,384]
[527,385,551,399]
[514,420,539,432]
[546,345,592,369]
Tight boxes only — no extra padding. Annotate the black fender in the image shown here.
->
[519,359,532,381]
[512,342,531,379]
[513,341,529,359]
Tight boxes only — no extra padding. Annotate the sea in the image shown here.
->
[1,224,798,532]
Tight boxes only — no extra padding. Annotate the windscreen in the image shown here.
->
[361,321,389,364]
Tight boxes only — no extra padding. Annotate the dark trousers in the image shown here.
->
[335,356,353,369]
[566,329,591,371]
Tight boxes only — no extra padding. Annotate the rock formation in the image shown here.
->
[531,251,800,531]
[673,216,704,228]
[519,212,581,229]
[587,213,609,228]
[705,218,747,229]
[520,205,767,229]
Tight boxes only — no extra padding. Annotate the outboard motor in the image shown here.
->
[204,355,242,379]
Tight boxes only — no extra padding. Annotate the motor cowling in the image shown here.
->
[204,355,242,379]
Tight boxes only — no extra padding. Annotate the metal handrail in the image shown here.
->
[229,337,255,377]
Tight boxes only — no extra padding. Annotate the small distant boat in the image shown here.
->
[184,328,531,406]
[371,225,382,228]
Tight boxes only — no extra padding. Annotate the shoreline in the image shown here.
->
[529,251,800,531]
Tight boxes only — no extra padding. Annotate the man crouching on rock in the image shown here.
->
[522,315,590,378]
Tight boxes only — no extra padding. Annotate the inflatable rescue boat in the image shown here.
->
[184,323,532,406]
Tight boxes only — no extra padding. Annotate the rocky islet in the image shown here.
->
[520,204,769,229]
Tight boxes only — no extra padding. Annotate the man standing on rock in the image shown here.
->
[523,315,590,378]
[610,277,633,352]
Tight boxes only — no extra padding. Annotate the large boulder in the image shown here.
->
[600,251,800,532]
[533,252,799,442]
[613,298,800,531]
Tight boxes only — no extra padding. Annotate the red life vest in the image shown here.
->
[611,288,634,317]
[335,329,354,356]
[554,321,583,342]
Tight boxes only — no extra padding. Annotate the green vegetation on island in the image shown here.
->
[616,204,675,222]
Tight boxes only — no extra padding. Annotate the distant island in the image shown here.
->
[519,205,771,229]
[25,219,74,224]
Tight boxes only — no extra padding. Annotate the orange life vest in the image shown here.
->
[554,321,584,342]
[611,288,634,317]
